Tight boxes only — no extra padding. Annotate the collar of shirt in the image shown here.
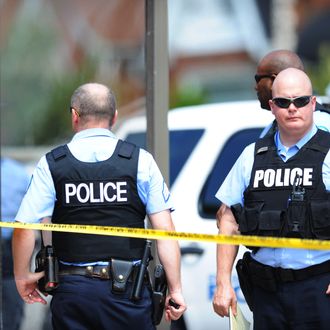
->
[274,124,318,161]
[68,128,118,162]
[71,128,116,141]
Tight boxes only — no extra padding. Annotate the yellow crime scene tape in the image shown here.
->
[1,221,329,250]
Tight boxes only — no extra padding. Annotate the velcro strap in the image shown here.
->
[307,143,330,154]
[51,145,67,161]
[118,140,135,159]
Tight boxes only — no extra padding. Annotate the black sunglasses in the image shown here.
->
[272,95,312,109]
[254,74,276,83]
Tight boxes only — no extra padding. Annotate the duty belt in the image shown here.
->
[250,258,330,283]
[58,262,148,283]
[59,264,113,279]
[245,253,330,292]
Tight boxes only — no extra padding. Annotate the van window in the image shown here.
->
[198,128,263,219]
[124,129,204,186]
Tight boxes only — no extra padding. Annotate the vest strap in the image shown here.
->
[51,145,67,161]
[118,140,136,159]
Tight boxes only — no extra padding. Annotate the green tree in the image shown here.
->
[307,46,330,96]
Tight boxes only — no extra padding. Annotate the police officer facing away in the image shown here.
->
[213,68,330,329]
[255,49,330,137]
[12,83,186,329]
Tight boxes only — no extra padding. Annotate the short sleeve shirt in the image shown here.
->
[15,128,173,223]
[215,125,330,269]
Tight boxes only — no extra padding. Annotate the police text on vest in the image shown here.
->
[253,168,313,188]
[65,181,128,204]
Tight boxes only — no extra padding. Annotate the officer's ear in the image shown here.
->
[269,99,276,115]
[110,110,118,128]
[71,107,80,127]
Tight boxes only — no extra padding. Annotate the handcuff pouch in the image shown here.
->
[110,258,134,293]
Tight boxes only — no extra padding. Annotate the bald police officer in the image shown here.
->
[213,69,330,329]
[12,83,186,329]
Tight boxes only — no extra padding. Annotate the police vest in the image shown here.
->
[46,140,146,262]
[231,129,330,240]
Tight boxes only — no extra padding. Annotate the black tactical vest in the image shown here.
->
[46,140,146,262]
[231,130,330,240]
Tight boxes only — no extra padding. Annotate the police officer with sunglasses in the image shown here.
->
[12,83,186,329]
[254,49,330,137]
[213,68,330,329]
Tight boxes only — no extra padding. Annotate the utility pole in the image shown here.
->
[145,0,169,184]
[145,1,170,328]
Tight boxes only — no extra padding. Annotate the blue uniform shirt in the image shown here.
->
[215,124,330,269]
[1,158,30,239]
[15,128,173,224]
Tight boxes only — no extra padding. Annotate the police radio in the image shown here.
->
[290,174,305,202]
[35,245,59,293]
[286,174,306,237]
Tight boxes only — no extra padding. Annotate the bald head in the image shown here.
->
[269,68,316,146]
[258,50,305,74]
[71,83,117,126]
[255,50,305,110]
[272,68,313,98]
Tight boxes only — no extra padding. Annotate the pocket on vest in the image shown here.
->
[285,200,308,237]
[239,202,264,235]
[310,200,330,239]
[258,210,282,236]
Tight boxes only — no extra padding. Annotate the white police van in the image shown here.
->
[115,100,274,330]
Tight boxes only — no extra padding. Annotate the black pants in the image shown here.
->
[253,272,330,330]
[50,275,155,330]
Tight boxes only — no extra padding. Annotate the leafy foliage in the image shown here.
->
[306,45,330,96]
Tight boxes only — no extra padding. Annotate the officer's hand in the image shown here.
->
[164,292,186,322]
[326,283,330,295]
[15,271,47,305]
[213,283,237,317]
